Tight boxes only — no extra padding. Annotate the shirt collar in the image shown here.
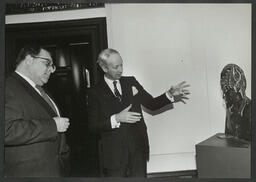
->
[15,70,36,88]
[104,75,120,85]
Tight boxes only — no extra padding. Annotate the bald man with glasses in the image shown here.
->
[4,44,70,177]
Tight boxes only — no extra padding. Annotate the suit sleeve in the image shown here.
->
[87,89,113,134]
[131,77,172,111]
[5,85,58,146]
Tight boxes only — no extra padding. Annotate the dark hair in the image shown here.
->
[15,44,43,66]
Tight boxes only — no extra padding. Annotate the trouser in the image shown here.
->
[102,134,147,177]
[103,147,147,177]
[102,123,149,177]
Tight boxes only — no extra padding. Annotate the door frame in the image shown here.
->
[5,17,108,84]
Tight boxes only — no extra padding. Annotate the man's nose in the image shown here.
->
[48,65,56,73]
[118,66,123,72]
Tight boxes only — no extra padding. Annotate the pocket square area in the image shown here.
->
[132,86,138,96]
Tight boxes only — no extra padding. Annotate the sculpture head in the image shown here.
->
[220,63,247,112]
[220,64,251,141]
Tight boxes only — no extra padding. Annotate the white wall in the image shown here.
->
[6,3,251,173]
[105,4,251,173]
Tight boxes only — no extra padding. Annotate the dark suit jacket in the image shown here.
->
[4,72,69,177]
[88,76,172,169]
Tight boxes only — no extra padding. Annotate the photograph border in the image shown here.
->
[0,0,255,182]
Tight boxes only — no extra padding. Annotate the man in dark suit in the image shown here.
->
[5,44,70,177]
[88,48,190,177]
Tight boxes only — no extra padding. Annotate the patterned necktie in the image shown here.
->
[113,81,122,102]
[36,85,58,114]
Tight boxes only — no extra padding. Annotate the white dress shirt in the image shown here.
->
[15,71,60,116]
[104,76,122,95]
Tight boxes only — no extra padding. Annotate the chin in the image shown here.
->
[116,75,122,79]
[41,78,49,85]
[37,83,43,86]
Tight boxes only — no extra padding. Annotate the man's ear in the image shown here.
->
[101,64,108,73]
[24,55,34,65]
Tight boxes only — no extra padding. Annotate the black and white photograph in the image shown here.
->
[2,2,253,179]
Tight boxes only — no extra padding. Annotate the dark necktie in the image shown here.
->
[36,85,58,114]
[113,81,122,102]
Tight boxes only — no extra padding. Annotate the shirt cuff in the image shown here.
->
[110,115,121,129]
[165,92,175,102]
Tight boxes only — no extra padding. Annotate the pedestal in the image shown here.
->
[196,133,251,178]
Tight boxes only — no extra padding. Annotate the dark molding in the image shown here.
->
[6,3,104,15]
[6,17,107,31]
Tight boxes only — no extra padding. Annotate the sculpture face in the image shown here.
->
[220,64,246,112]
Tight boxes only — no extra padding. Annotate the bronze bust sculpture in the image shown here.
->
[220,64,251,141]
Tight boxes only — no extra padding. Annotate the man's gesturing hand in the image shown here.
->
[115,104,141,124]
[168,81,190,104]
[53,117,70,132]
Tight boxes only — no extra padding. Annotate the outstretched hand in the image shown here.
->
[115,104,141,124]
[168,81,190,104]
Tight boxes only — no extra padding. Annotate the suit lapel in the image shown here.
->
[101,80,116,99]
[44,88,62,116]
[98,79,125,106]
[119,77,132,100]
[97,77,134,109]
[12,72,57,117]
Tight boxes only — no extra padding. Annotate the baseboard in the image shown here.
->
[147,152,196,173]
[147,170,198,178]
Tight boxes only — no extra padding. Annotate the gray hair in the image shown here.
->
[97,48,120,67]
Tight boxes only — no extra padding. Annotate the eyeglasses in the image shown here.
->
[32,56,56,71]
